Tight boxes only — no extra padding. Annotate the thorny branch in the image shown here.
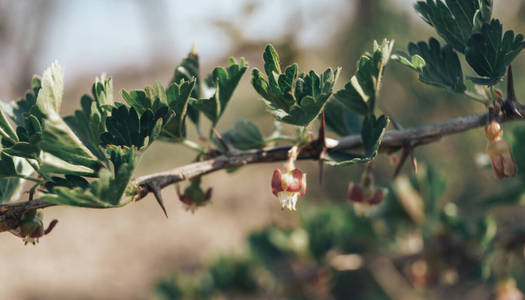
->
[1,103,524,218]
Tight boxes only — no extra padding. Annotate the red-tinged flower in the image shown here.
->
[485,121,517,179]
[176,177,212,213]
[271,146,306,211]
[348,164,386,216]
[271,168,306,211]
[8,210,58,245]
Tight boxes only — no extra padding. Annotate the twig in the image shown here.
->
[1,105,524,217]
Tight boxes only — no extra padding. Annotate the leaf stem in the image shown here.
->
[264,136,298,144]
[181,139,207,154]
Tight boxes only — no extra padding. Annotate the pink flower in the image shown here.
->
[271,167,306,211]
[485,121,517,179]
[348,164,386,216]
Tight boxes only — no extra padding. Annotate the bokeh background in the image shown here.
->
[1,0,525,299]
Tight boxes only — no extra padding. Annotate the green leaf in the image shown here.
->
[252,44,341,126]
[415,0,485,53]
[92,74,114,111]
[41,110,101,173]
[42,146,138,208]
[64,95,107,161]
[192,57,248,125]
[0,152,17,177]
[121,83,168,117]
[162,80,196,139]
[0,158,33,203]
[0,108,18,143]
[397,38,466,92]
[223,120,265,150]
[362,114,389,156]
[101,105,168,149]
[36,61,64,114]
[323,114,389,166]
[334,39,394,115]
[466,19,525,85]
[324,100,361,136]
[171,49,201,131]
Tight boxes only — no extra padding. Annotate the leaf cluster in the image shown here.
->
[396,0,525,87]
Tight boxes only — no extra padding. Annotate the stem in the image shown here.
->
[17,175,44,184]
[25,159,51,181]
[464,90,490,105]
[181,139,207,154]
[264,136,298,144]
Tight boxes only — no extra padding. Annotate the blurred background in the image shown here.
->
[1,0,525,299]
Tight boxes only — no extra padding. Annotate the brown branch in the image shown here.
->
[1,105,524,218]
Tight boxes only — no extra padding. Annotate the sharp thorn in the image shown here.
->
[410,150,418,174]
[393,148,409,178]
[151,187,168,218]
[507,65,517,102]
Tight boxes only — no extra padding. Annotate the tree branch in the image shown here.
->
[1,105,523,217]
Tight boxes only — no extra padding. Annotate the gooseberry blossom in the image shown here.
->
[485,121,517,179]
[348,164,386,216]
[176,177,212,213]
[271,146,306,211]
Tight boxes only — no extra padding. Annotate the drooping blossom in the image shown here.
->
[271,146,306,211]
[485,121,517,179]
[348,163,386,216]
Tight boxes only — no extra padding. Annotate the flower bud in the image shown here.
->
[8,210,58,245]
[176,177,212,213]
[485,121,517,179]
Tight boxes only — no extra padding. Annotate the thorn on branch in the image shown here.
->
[150,185,169,218]
[503,65,523,118]
[387,113,418,178]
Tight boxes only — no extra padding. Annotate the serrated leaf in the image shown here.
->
[252,44,341,126]
[101,105,167,149]
[92,73,114,110]
[415,0,483,53]
[223,120,265,150]
[171,49,201,131]
[192,57,248,125]
[466,19,525,85]
[162,80,195,139]
[398,38,466,92]
[36,61,64,114]
[334,39,394,115]
[42,146,138,208]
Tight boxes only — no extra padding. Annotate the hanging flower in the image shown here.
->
[348,163,386,216]
[271,146,307,211]
[8,210,58,245]
[485,121,517,179]
[176,177,212,213]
